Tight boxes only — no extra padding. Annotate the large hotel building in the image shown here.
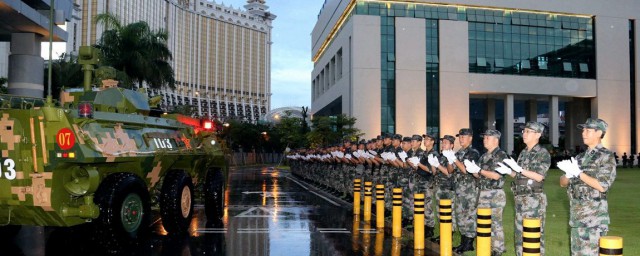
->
[311,0,640,154]
[68,0,275,122]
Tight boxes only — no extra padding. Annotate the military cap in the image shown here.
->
[411,134,423,141]
[402,136,412,142]
[440,135,455,144]
[359,139,366,145]
[481,129,501,139]
[371,138,378,143]
[392,134,402,140]
[578,118,608,133]
[456,128,473,137]
[422,133,436,140]
[376,135,382,140]
[524,121,545,133]
[382,133,392,139]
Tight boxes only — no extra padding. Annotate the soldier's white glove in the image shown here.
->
[352,151,361,158]
[568,157,582,177]
[427,154,440,168]
[398,151,408,162]
[442,150,457,164]
[408,157,420,167]
[557,159,580,178]
[503,157,523,173]
[463,159,481,174]
[345,154,352,159]
[495,162,512,175]
[368,150,378,156]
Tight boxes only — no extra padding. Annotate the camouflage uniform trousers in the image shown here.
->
[399,169,415,221]
[571,226,608,255]
[514,193,547,256]
[384,166,397,211]
[347,165,358,197]
[478,189,507,254]
[454,175,479,238]
[436,188,457,231]
[413,175,436,227]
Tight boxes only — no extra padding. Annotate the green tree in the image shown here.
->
[274,111,308,149]
[94,13,175,89]
[43,53,83,98]
[0,77,7,94]
[307,114,362,148]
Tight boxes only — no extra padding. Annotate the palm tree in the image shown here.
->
[94,13,175,89]
[43,53,83,97]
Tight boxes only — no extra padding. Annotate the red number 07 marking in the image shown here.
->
[56,128,75,150]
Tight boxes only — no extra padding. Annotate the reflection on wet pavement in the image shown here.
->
[4,166,439,255]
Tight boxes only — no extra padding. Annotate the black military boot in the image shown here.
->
[453,236,475,254]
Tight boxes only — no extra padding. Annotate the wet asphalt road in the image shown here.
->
[5,166,440,255]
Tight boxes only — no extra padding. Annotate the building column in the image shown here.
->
[486,98,496,130]
[395,17,426,136]
[438,20,469,141]
[526,99,537,122]
[565,98,590,152]
[504,94,514,154]
[8,33,44,97]
[549,96,559,147]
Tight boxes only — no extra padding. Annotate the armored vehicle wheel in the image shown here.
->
[160,170,194,235]
[204,168,224,221]
[93,173,151,248]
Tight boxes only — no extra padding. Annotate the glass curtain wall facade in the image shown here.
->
[468,10,595,78]
[381,16,396,133]
[353,1,596,135]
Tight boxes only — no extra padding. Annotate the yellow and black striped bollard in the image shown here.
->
[599,236,623,256]
[477,208,492,256]
[364,181,373,221]
[523,218,541,256]
[392,188,403,238]
[375,223,384,256]
[414,193,425,250]
[376,184,385,229]
[353,179,361,215]
[439,199,453,256]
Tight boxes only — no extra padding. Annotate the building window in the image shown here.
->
[336,48,343,79]
[467,10,595,78]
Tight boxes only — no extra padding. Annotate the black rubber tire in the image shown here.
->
[93,173,151,249]
[0,225,21,240]
[160,170,194,235]
[204,168,225,221]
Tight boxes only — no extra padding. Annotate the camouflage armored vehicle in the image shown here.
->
[0,46,227,247]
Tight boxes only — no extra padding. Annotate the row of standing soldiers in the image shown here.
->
[289,119,616,256]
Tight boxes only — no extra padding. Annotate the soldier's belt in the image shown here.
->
[512,185,543,196]
[569,186,607,201]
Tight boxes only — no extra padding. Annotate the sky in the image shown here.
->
[42,0,322,110]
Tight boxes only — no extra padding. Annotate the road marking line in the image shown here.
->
[318,230,352,233]
[286,176,340,206]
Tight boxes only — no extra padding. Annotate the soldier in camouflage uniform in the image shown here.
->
[378,134,395,211]
[558,118,616,256]
[442,128,480,254]
[429,135,457,242]
[502,121,550,256]
[412,134,436,239]
[465,129,510,256]
[397,136,415,226]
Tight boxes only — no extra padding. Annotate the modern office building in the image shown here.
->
[68,0,275,122]
[0,0,74,97]
[311,0,640,154]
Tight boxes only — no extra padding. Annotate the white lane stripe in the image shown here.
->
[196,230,227,233]
[317,228,348,231]
[286,176,308,190]
[319,230,352,233]
[286,176,339,206]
